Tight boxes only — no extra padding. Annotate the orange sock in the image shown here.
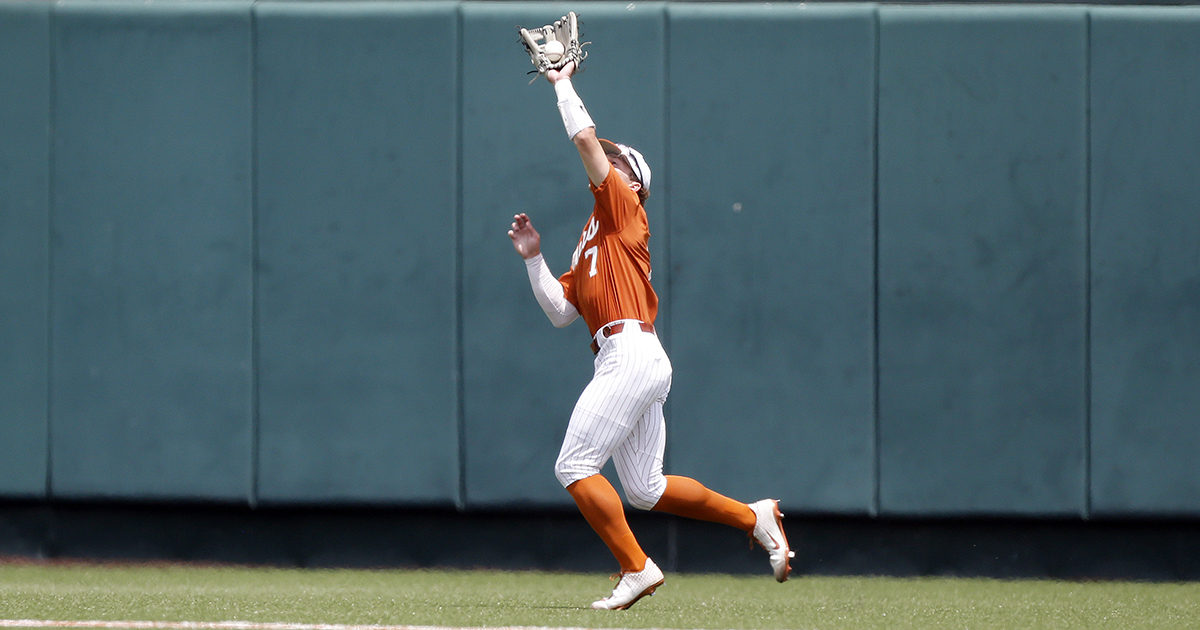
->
[651,475,756,531]
[566,474,648,573]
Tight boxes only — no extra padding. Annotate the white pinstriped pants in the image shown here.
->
[554,321,672,510]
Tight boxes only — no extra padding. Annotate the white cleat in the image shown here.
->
[590,557,665,610]
[749,499,795,582]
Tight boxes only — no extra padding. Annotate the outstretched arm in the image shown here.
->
[509,213,578,328]
[546,61,610,188]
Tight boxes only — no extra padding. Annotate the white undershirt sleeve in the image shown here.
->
[554,78,594,140]
[524,253,579,328]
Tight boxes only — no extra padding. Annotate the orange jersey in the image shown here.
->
[559,168,658,337]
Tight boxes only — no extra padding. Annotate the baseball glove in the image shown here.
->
[517,12,587,76]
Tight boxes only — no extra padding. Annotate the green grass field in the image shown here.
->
[1,560,1197,630]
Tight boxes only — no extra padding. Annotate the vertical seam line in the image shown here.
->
[45,0,58,500]
[661,4,676,572]
[1082,9,1093,521]
[661,3,672,479]
[248,0,261,509]
[455,5,467,511]
[872,6,883,519]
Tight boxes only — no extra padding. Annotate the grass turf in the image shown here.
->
[1,561,1198,630]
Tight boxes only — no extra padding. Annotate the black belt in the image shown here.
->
[591,321,655,355]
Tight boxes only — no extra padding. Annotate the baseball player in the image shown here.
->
[507,49,794,610]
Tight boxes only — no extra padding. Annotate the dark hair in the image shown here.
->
[622,158,649,203]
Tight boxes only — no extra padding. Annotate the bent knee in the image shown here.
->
[624,476,666,511]
[626,492,658,511]
[555,457,600,489]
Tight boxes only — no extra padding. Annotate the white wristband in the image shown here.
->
[554,78,594,140]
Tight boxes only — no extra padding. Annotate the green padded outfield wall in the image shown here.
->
[666,4,877,513]
[0,1,51,498]
[254,2,460,505]
[876,6,1089,515]
[1089,8,1200,516]
[50,1,255,500]
[460,3,667,507]
[1,1,1198,517]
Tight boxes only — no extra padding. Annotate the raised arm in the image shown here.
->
[508,213,579,328]
[546,61,610,188]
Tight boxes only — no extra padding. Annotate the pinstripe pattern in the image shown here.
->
[555,324,671,510]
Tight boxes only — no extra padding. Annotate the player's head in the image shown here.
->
[600,139,651,203]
